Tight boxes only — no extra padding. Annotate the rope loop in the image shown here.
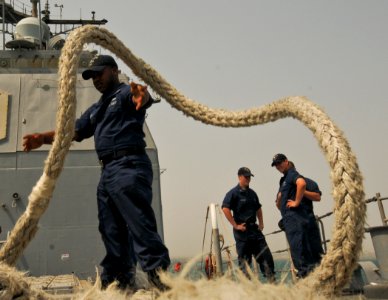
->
[0,25,365,298]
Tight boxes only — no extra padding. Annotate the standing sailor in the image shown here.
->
[222,167,275,282]
[22,55,170,291]
[271,153,315,278]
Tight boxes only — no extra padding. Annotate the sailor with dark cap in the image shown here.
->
[271,153,315,278]
[222,167,275,282]
[22,54,170,291]
[275,159,324,270]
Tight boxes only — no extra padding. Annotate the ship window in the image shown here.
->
[0,92,9,140]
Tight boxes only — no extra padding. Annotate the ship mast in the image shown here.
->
[31,0,38,17]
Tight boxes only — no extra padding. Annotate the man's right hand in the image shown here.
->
[234,223,247,232]
[23,133,44,152]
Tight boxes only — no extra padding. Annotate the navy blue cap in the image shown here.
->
[82,55,118,80]
[238,167,254,177]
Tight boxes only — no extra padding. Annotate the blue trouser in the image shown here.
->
[282,210,314,278]
[235,227,275,278]
[97,154,170,283]
[305,212,324,265]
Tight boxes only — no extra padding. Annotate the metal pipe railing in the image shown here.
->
[203,193,387,281]
[373,193,388,226]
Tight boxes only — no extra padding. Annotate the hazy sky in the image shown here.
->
[40,0,388,258]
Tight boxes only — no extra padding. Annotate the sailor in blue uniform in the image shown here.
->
[22,55,170,291]
[276,160,324,273]
[222,167,275,282]
[272,153,315,278]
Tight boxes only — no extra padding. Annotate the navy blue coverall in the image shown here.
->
[222,185,275,279]
[75,82,170,285]
[279,168,315,278]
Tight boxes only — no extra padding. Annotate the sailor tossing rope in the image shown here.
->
[22,55,171,292]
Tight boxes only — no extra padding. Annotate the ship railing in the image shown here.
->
[203,194,387,280]
[365,192,388,227]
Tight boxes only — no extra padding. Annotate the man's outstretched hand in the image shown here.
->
[23,131,54,152]
[130,82,150,110]
[23,133,44,152]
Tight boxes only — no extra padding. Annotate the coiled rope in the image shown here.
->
[0,25,365,298]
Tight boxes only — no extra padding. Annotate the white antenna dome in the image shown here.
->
[6,17,50,49]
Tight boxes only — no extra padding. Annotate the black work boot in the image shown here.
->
[101,273,137,292]
[147,269,169,291]
[267,273,276,284]
[117,273,137,293]
[100,275,114,290]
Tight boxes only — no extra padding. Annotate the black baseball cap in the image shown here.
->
[82,55,118,80]
[271,153,287,166]
[238,167,254,177]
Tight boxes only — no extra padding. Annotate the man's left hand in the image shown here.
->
[286,200,299,208]
[130,82,149,110]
